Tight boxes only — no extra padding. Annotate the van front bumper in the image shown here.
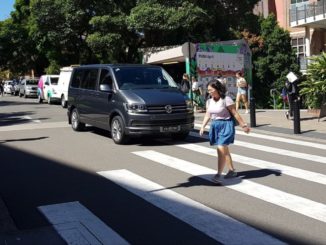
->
[124,113,194,135]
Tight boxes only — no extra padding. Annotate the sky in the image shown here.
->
[0,0,15,21]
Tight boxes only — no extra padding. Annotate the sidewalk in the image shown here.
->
[194,109,326,142]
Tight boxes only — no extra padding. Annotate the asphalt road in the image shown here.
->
[1,95,326,244]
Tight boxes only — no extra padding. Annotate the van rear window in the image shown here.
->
[50,77,59,85]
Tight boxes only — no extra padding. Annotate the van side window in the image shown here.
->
[99,69,112,88]
[71,70,84,88]
[80,69,98,90]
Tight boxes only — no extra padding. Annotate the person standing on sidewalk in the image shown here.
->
[284,80,299,119]
[199,79,250,184]
[180,73,191,98]
[235,72,249,113]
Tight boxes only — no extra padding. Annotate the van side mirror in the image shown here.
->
[100,84,112,92]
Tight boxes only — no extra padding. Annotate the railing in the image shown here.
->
[290,0,326,24]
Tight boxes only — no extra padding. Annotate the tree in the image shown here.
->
[248,15,300,108]
[29,0,98,69]
[299,52,326,109]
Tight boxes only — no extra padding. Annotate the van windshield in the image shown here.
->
[26,80,38,85]
[112,67,178,90]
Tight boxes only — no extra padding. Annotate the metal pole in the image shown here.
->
[188,41,193,106]
[293,98,301,134]
[250,97,256,127]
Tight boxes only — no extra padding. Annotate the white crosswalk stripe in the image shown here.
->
[39,201,129,245]
[189,131,326,164]
[98,169,284,245]
[177,143,326,185]
[194,123,326,150]
[132,150,326,223]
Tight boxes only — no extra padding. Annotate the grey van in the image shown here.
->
[67,64,194,144]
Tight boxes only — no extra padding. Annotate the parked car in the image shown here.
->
[52,66,77,108]
[37,75,60,104]
[3,80,13,94]
[67,64,194,144]
[19,78,39,98]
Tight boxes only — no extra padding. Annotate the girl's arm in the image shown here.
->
[228,104,250,133]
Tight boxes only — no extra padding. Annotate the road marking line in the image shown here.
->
[133,150,326,223]
[39,201,129,245]
[22,116,41,123]
[189,131,326,164]
[194,123,326,150]
[177,143,326,185]
[0,121,69,131]
[98,169,284,245]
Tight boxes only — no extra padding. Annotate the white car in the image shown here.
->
[3,80,13,94]
[52,66,76,108]
[37,75,60,104]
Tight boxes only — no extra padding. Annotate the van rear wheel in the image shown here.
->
[111,116,128,144]
[71,108,85,131]
[61,95,67,108]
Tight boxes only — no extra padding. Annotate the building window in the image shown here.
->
[291,0,308,4]
[292,37,306,57]
[292,37,307,69]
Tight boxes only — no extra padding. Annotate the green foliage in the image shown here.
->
[0,0,261,76]
[45,60,60,74]
[251,14,300,108]
[299,52,326,109]
[127,1,207,46]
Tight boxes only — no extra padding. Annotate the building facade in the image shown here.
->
[255,0,326,71]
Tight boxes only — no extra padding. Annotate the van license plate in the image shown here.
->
[160,126,180,132]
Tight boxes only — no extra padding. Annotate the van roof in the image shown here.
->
[74,64,161,69]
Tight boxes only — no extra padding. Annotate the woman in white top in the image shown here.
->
[191,77,204,109]
[199,79,250,184]
[235,72,249,113]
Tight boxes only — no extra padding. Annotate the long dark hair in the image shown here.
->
[208,79,227,99]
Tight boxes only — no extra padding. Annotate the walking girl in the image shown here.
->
[199,79,250,184]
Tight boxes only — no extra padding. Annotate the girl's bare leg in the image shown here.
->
[224,146,235,171]
[217,146,227,174]
[236,93,241,111]
[241,94,249,111]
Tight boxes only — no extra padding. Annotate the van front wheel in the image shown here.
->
[111,116,128,144]
[71,108,85,131]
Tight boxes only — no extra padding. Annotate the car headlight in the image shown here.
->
[124,103,148,113]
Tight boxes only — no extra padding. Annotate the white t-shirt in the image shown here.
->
[192,81,199,90]
[207,96,234,120]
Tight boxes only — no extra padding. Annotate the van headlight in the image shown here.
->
[124,103,148,113]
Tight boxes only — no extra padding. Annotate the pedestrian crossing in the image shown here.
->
[98,169,284,245]
[35,128,326,244]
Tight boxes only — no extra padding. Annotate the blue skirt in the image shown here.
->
[209,118,235,146]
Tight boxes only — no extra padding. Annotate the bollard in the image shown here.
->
[250,97,256,127]
[293,99,301,134]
